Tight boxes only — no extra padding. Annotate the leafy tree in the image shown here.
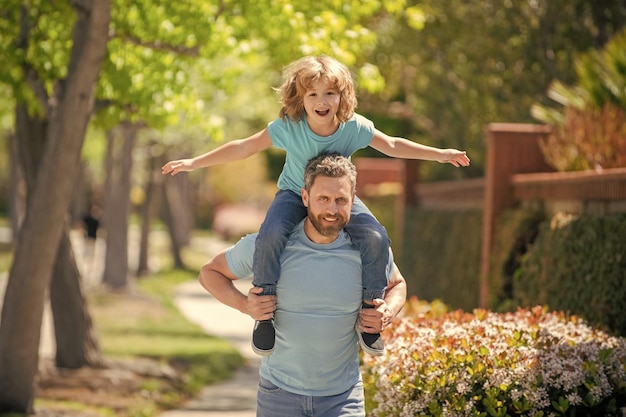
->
[0,0,111,412]
[358,0,626,180]
[0,0,408,412]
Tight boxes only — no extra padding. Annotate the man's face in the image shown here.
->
[301,175,353,243]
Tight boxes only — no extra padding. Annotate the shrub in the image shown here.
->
[487,207,545,312]
[401,207,483,311]
[363,303,626,417]
[514,212,626,337]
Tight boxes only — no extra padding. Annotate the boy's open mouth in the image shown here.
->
[316,109,330,116]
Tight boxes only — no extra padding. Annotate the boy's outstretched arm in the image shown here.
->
[161,128,273,176]
[370,129,470,167]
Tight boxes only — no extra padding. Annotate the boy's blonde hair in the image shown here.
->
[277,55,357,123]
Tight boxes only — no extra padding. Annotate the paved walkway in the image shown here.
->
[159,279,260,417]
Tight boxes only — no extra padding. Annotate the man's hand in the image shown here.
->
[246,286,277,321]
[358,298,392,334]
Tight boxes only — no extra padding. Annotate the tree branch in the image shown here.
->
[112,30,200,56]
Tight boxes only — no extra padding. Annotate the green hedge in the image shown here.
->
[370,200,625,338]
[488,207,546,311]
[514,212,626,336]
[400,207,483,311]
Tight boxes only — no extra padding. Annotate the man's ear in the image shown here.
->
[301,188,309,207]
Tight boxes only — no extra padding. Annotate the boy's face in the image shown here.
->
[302,79,340,126]
[301,175,353,244]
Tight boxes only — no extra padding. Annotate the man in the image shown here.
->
[198,152,407,416]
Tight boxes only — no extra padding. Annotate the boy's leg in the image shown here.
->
[251,190,307,356]
[345,197,390,356]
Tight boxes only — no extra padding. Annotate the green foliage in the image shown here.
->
[514,213,626,337]
[362,0,626,179]
[0,0,404,147]
[532,30,626,171]
[488,207,546,312]
[0,0,74,115]
[576,30,626,110]
[401,207,482,311]
[360,193,399,252]
[363,306,626,416]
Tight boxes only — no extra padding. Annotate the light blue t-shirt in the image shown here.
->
[226,220,393,396]
[268,113,375,193]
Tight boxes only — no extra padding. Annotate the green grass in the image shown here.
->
[90,268,244,391]
[0,242,12,274]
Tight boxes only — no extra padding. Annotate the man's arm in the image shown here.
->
[198,249,276,321]
[358,263,407,333]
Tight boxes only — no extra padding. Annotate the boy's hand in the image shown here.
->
[161,159,194,176]
[246,286,276,321]
[439,150,470,167]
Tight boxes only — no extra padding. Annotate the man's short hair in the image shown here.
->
[303,152,357,194]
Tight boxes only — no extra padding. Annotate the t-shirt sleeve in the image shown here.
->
[353,113,375,146]
[225,234,257,279]
[386,248,395,280]
[267,118,287,150]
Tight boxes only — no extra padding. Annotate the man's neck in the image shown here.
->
[303,218,340,244]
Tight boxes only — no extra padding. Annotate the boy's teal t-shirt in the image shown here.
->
[268,113,375,193]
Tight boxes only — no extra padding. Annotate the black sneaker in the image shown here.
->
[356,325,385,356]
[252,319,275,356]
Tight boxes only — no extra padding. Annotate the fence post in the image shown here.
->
[479,123,552,307]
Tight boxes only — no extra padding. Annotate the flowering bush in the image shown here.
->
[363,300,626,417]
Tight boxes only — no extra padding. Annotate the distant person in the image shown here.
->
[81,204,101,279]
[82,204,100,242]
[162,54,470,357]
[198,153,407,417]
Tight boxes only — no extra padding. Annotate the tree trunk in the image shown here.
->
[15,101,103,373]
[50,230,104,369]
[137,144,163,276]
[7,133,25,238]
[0,1,111,413]
[102,123,137,289]
[162,178,186,269]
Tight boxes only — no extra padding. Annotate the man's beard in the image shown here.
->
[307,212,347,238]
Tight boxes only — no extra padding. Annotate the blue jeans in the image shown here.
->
[253,189,390,301]
[256,377,365,417]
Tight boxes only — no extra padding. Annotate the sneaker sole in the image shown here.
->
[251,342,274,357]
[355,325,385,356]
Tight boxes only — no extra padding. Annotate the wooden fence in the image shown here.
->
[354,123,626,307]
